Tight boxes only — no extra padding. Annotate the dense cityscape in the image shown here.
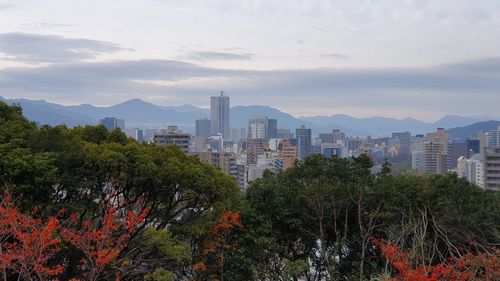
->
[94,92,500,191]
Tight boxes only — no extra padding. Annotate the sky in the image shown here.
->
[0,0,499,121]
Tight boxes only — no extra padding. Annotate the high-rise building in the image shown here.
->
[296,125,312,161]
[249,116,268,139]
[99,117,125,132]
[319,133,334,144]
[195,118,211,138]
[332,129,346,144]
[448,141,468,169]
[467,139,480,157]
[125,128,144,142]
[210,91,230,139]
[411,136,425,171]
[484,147,500,190]
[154,125,191,153]
[267,119,278,139]
[456,154,484,188]
[248,116,277,140]
[247,137,268,165]
[281,139,299,170]
[423,128,449,174]
[392,131,411,162]
[230,128,246,143]
[486,126,500,148]
[277,128,294,139]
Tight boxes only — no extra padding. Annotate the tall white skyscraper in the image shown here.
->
[211,91,230,139]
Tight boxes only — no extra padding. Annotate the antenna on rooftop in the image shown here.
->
[220,90,225,96]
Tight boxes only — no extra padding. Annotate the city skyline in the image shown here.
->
[1,1,500,121]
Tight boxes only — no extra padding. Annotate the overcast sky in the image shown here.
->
[0,0,499,121]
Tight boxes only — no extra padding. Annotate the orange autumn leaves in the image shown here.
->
[0,193,149,281]
[193,211,243,278]
[0,193,63,280]
[373,238,500,281]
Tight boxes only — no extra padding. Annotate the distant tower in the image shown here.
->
[210,91,230,139]
[296,125,312,161]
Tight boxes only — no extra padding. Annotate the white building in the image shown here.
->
[456,154,484,188]
[411,137,425,171]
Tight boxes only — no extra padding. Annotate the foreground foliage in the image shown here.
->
[1,101,499,280]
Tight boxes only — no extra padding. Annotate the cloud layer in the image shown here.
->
[0,32,125,63]
[1,53,499,119]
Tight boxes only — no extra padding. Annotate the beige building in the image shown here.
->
[423,128,449,174]
[194,151,237,178]
[154,125,191,153]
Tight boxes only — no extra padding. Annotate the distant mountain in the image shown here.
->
[447,121,500,140]
[433,115,485,130]
[230,105,313,130]
[0,97,95,127]
[301,114,489,136]
[0,96,494,137]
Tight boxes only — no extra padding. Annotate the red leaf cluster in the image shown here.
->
[372,238,500,281]
[0,193,148,281]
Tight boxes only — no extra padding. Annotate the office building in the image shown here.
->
[411,136,425,171]
[467,139,480,157]
[125,128,144,142]
[249,117,268,139]
[230,128,247,143]
[277,128,294,139]
[267,119,278,139]
[484,147,500,190]
[195,118,211,138]
[423,128,449,174]
[332,129,346,144]
[296,125,312,161]
[321,143,347,158]
[448,142,468,169]
[486,126,500,148]
[210,91,230,139]
[392,131,411,162]
[99,117,125,132]
[154,125,191,153]
[248,116,277,140]
[319,133,334,144]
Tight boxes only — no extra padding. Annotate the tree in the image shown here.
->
[60,198,149,281]
[195,211,243,281]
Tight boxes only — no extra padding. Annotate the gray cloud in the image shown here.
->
[184,51,254,62]
[321,53,349,59]
[0,57,499,117]
[0,4,15,10]
[0,32,126,63]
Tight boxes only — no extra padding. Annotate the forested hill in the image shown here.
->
[0,100,499,280]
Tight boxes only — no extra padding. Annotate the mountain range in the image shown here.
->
[0,96,497,137]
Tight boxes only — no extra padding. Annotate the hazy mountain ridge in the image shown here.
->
[0,96,494,136]
[447,121,500,140]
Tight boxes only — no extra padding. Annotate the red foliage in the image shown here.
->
[194,211,243,279]
[0,193,148,281]
[0,193,63,280]
[61,204,149,281]
[372,238,500,281]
